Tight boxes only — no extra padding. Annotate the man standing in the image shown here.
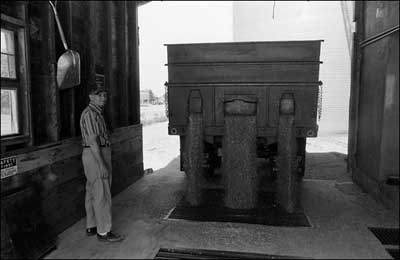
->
[80,84,124,242]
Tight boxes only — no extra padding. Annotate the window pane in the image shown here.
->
[1,28,17,79]
[1,29,15,54]
[8,55,16,78]
[1,89,19,136]
[1,54,10,78]
[0,30,7,53]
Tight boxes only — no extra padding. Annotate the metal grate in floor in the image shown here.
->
[368,227,399,245]
[154,247,311,259]
[167,189,310,227]
[386,248,399,259]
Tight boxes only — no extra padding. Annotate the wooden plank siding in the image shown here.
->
[29,2,60,145]
[128,1,141,125]
[106,1,116,130]
[118,1,130,127]
[1,125,143,235]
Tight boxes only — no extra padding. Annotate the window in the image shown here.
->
[1,29,17,79]
[1,89,19,135]
[1,28,19,136]
[1,6,31,150]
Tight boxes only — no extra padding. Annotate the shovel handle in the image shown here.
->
[49,1,69,50]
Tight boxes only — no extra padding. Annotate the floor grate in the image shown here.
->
[386,248,399,259]
[368,227,399,245]
[154,247,311,259]
[167,189,310,227]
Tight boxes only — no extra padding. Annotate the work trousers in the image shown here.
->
[82,147,112,234]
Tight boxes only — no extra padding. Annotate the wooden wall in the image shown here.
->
[27,0,141,144]
[348,1,399,215]
[2,125,143,235]
[1,0,143,243]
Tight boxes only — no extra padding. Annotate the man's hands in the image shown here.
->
[88,135,110,179]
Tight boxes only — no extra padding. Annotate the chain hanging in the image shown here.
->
[317,85,323,121]
[272,1,276,19]
[164,82,169,118]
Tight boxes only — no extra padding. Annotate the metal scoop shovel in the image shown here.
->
[49,1,81,89]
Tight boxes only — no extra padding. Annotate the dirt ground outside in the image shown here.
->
[140,104,168,126]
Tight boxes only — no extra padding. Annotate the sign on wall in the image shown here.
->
[1,156,18,179]
[95,74,105,89]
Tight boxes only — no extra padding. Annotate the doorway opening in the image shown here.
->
[138,1,353,172]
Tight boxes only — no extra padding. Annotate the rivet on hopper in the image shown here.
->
[49,1,81,89]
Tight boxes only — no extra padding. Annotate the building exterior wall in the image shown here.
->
[140,90,152,104]
[233,1,351,135]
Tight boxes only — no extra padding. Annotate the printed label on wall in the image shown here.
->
[1,156,17,179]
[95,74,105,89]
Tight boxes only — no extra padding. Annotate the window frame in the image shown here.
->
[1,10,32,150]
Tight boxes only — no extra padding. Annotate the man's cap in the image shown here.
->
[88,83,107,95]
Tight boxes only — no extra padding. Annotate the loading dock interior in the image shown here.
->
[1,1,398,259]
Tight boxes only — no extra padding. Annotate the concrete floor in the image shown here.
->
[45,128,398,259]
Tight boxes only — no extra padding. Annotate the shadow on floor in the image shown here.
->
[151,152,350,183]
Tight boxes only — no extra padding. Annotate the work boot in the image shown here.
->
[86,227,97,236]
[97,231,124,243]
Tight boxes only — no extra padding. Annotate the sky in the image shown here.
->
[138,1,233,97]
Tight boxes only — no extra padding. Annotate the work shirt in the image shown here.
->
[80,102,110,147]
